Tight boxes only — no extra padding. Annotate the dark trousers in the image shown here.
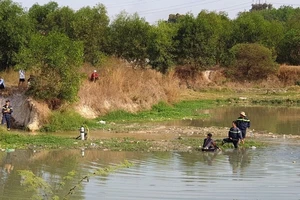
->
[3,114,11,129]
[241,129,247,139]
[223,138,239,148]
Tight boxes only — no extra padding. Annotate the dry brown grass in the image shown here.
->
[0,68,20,87]
[76,58,180,117]
[278,64,300,86]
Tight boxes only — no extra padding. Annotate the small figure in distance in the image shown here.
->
[27,75,35,87]
[0,77,5,89]
[236,111,250,144]
[2,100,13,131]
[202,133,220,152]
[222,121,243,148]
[18,69,26,88]
[90,70,99,82]
[76,125,88,140]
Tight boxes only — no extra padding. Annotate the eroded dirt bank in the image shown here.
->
[0,90,50,131]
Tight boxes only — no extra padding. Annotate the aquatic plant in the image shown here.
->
[18,160,134,200]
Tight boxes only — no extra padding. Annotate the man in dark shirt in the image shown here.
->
[2,100,13,131]
[236,111,250,143]
[222,121,243,148]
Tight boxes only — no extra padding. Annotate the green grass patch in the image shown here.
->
[100,100,219,122]
[0,132,76,149]
[96,137,151,151]
[40,110,100,132]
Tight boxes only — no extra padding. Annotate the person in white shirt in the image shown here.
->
[0,77,5,89]
[18,69,25,87]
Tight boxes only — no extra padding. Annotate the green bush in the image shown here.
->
[228,43,279,81]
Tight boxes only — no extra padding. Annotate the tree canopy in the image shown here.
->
[0,1,299,102]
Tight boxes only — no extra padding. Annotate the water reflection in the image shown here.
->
[162,106,300,135]
[202,151,220,166]
[223,148,252,174]
[0,146,300,200]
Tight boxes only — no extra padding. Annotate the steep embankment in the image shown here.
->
[0,88,50,132]
[75,65,180,118]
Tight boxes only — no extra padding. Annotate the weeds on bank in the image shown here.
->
[96,137,151,151]
[100,100,218,123]
[18,160,134,200]
[0,131,75,149]
[40,110,100,132]
[176,137,265,150]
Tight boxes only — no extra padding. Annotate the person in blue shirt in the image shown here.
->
[236,111,250,143]
[222,121,243,148]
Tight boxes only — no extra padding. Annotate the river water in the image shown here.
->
[0,106,300,199]
[0,145,300,200]
[162,106,300,135]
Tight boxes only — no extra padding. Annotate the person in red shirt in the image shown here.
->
[90,70,99,82]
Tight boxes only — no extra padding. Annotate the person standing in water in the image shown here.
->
[236,111,250,143]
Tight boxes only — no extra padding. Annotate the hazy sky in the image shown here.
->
[17,0,300,23]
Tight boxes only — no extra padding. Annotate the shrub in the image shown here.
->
[228,43,278,81]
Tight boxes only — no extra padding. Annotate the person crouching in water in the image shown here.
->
[202,133,219,151]
[222,121,243,148]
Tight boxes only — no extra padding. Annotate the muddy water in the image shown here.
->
[162,106,300,135]
[1,143,300,200]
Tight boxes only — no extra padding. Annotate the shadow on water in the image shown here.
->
[162,106,300,135]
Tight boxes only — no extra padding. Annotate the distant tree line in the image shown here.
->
[0,0,300,102]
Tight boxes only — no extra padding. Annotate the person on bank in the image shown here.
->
[222,121,243,148]
[2,100,13,131]
[236,111,250,143]
[18,69,26,87]
[202,133,219,151]
[90,70,99,82]
[0,77,5,89]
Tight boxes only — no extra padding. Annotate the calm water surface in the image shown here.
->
[162,106,300,135]
[0,143,300,200]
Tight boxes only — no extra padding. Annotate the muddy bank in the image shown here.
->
[0,90,50,132]
[76,124,300,152]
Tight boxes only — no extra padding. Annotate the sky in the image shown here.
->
[17,0,300,23]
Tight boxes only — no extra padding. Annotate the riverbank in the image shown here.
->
[2,121,300,152]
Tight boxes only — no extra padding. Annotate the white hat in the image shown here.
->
[94,70,97,72]
[240,111,246,117]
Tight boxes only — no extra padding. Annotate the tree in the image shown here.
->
[250,3,272,12]
[110,12,151,67]
[0,0,32,69]
[28,1,59,33]
[45,6,76,38]
[232,12,284,50]
[173,11,229,68]
[229,43,278,81]
[16,32,83,103]
[73,4,109,65]
[277,29,300,65]
[147,21,177,73]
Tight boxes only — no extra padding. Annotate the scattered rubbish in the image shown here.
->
[98,120,106,124]
[6,149,15,153]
